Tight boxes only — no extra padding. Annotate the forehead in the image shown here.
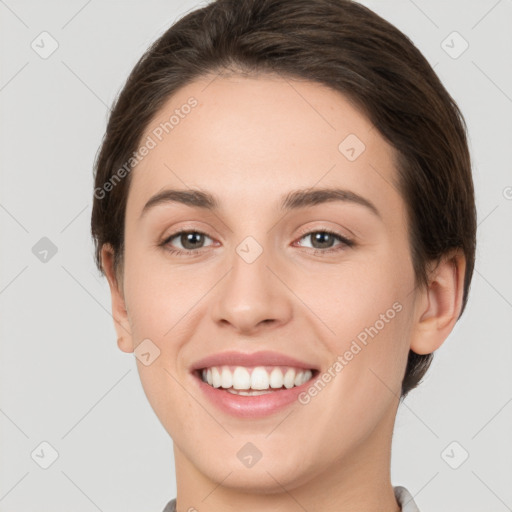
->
[126,74,402,221]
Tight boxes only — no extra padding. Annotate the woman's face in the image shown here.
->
[110,74,423,491]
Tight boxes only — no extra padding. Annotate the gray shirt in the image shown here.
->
[161,485,420,511]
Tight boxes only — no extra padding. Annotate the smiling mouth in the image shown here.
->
[193,365,318,395]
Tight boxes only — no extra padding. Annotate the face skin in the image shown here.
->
[102,73,466,512]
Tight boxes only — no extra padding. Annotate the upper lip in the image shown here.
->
[190,350,319,372]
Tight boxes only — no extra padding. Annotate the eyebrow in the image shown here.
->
[139,187,381,219]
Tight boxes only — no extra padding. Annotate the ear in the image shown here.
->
[101,244,134,353]
[410,249,466,355]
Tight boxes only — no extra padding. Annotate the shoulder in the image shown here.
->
[394,486,421,512]
[161,498,176,512]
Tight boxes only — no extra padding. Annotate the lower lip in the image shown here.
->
[192,371,317,419]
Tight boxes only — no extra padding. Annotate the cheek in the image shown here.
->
[306,302,411,446]
[122,241,205,335]
[303,258,405,334]
[304,254,413,394]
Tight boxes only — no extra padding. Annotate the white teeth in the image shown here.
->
[198,366,314,391]
[283,368,296,389]
[211,367,221,388]
[250,367,269,390]
[232,367,251,390]
[221,367,233,388]
[269,367,284,388]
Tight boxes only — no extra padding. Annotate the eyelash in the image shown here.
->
[159,228,354,257]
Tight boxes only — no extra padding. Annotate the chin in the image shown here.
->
[195,452,319,494]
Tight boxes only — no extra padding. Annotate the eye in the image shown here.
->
[295,229,354,253]
[160,230,214,256]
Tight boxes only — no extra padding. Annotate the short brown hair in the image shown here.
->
[91,0,477,398]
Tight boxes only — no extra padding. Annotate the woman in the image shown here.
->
[91,0,476,510]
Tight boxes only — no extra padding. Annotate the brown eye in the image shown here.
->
[177,231,207,250]
[297,230,354,252]
[161,230,214,255]
[307,232,337,249]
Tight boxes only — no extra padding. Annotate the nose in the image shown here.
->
[211,243,293,335]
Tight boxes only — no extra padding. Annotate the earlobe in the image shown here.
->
[100,244,134,354]
[410,249,466,355]
[117,336,133,354]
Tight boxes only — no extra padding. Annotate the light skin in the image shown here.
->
[101,73,465,512]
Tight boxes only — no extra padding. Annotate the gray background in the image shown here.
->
[1,0,511,511]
